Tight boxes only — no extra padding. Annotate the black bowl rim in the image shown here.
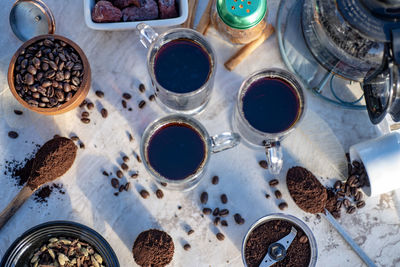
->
[0,220,120,267]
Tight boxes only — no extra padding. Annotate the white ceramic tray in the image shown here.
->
[84,0,188,30]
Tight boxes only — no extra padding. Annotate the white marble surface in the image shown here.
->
[0,0,400,266]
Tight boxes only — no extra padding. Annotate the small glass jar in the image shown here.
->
[211,0,268,45]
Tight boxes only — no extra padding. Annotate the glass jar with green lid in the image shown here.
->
[211,0,268,44]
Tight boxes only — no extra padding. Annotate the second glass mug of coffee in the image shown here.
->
[233,68,306,175]
[137,23,216,115]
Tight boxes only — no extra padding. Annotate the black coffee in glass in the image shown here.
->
[242,77,300,133]
[154,38,211,93]
[146,122,206,180]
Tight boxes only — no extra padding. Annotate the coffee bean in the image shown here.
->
[95,90,104,98]
[221,220,228,227]
[121,100,127,108]
[136,155,142,163]
[216,233,225,241]
[79,142,85,149]
[138,100,146,109]
[345,184,351,196]
[354,191,363,202]
[160,182,167,187]
[278,202,288,210]
[122,156,129,162]
[183,244,191,251]
[234,213,244,225]
[70,136,79,141]
[259,160,268,169]
[334,180,342,190]
[156,189,164,199]
[101,108,108,118]
[149,94,155,101]
[122,93,132,100]
[102,171,109,176]
[203,208,212,215]
[214,217,220,226]
[265,194,270,199]
[111,178,119,189]
[139,83,146,93]
[131,173,139,179]
[86,102,94,110]
[356,201,366,209]
[79,100,87,108]
[114,192,119,196]
[8,131,18,139]
[213,208,220,216]
[200,192,208,204]
[140,190,150,199]
[343,199,351,208]
[81,118,90,124]
[347,206,356,214]
[335,200,343,210]
[269,179,279,187]
[337,190,346,197]
[211,175,219,185]
[347,175,357,187]
[219,209,229,217]
[14,109,23,115]
[121,163,129,171]
[187,229,194,235]
[350,186,357,196]
[116,170,123,178]
[274,190,282,199]
[299,235,308,244]
[221,194,228,204]
[81,111,89,118]
[128,133,134,142]
[119,185,125,192]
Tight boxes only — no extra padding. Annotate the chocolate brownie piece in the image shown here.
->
[158,0,178,19]
[92,1,122,22]
[122,0,158,21]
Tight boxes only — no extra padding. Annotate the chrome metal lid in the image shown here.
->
[9,0,56,42]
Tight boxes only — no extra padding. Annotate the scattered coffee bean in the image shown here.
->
[219,209,229,217]
[122,100,127,108]
[116,170,123,178]
[111,178,119,189]
[214,217,220,226]
[213,208,220,216]
[345,184,351,196]
[128,133,134,142]
[139,83,146,93]
[216,233,225,241]
[212,175,219,185]
[347,175,358,187]
[356,201,366,209]
[183,244,191,251]
[122,156,129,162]
[269,179,279,187]
[119,185,125,192]
[102,171,109,176]
[265,194,270,199]
[14,110,23,115]
[334,180,342,189]
[274,190,282,199]
[70,135,79,141]
[101,108,108,118]
[278,202,288,210]
[335,200,343,210]
[354,191,363,202]
[337,190,346,197]
[8,131,18,139]
[80,100,87,108]
[160,182,167,187]
[87,102,94,110]
[81,118,90,124]
[221,194,228,204]
[124,182,131,191]
[149,94,155,101]
[121,163,129,171]
[114,192,119,196]
[136,155,142,163]
[95,90,104,98]
[140,190,150,199]
[81,111,89,118]
[122,93,132,100]
[350,186,357,196]
[187,229,194,235]
[178,206,182,210]
[343,199,351,208]
[259,160,268,169]
[203,208,212,215]
[138,100,146,109]
[200,192,208,204]
[347,205,356,214]
[79,142,85,149]
[234,213,245,225]
[221,220,228,227]
[156,189,164,199]
[299,235,308,244]
[130,173,139,179]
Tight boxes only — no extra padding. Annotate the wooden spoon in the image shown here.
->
[0,137,77,230]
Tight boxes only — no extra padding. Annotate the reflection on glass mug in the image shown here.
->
[140,114,240,191]
[137,23,217,115]
[233,68,306,174]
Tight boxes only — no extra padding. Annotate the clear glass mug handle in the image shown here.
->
[265,140,283,175]
[137,23,158,49]
[210,132,241,153]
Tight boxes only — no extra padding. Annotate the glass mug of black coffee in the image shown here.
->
[140,114,240,191]
[233,68,305,175]
[137,23,216,115]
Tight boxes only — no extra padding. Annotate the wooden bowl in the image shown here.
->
[7,34,91,115]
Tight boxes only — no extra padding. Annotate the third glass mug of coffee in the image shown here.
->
[233,68,306,175]
[137,23,216,115]
[140,114,240,191]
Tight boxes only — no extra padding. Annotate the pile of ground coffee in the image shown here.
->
[132,229,174,267]
[27,137,77,189]
[286,166,327,214]
[244,219,311,267]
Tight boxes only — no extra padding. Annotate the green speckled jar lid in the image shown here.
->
[216,0,267,30]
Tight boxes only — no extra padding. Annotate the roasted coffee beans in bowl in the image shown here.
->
[242,213,317,267]
[1,221,119,267]
[8,34,91,115]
